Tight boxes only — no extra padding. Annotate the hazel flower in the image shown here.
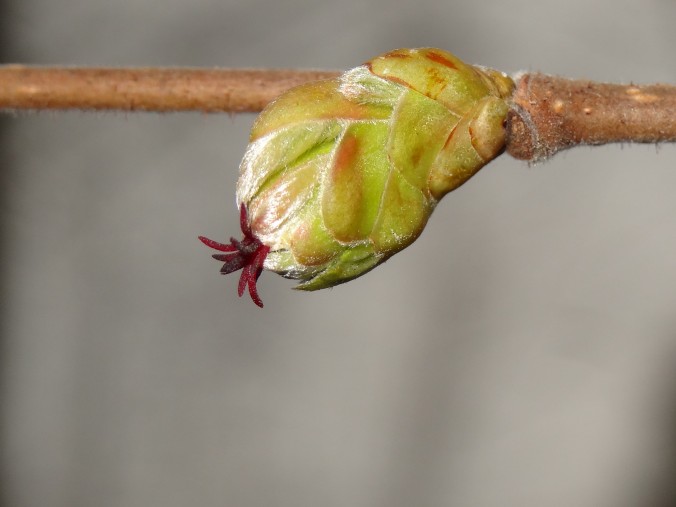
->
[200,48,514,307]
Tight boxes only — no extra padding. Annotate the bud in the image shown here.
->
[201,48,514,306]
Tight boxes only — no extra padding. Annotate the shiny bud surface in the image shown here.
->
[202,48,515,304]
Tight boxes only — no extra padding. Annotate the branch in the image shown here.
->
[0,65,674,161]
[0,65,340,113]
[506,73,676,161]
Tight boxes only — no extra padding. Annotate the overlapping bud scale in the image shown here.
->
[203,48,515,303]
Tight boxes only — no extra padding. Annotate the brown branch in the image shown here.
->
[506,73,676,161]
[0,65,674,161]
[0,65,341,113]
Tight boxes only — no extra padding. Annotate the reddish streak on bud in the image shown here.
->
[425,51,458,70]
[443,124,459,149]
[334,134,359,173]
[199,204,270,308]
[468,124,480,153]
[379,74,411,89]
[381,50,412,60]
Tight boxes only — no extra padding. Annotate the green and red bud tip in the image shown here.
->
[198,204,270,308]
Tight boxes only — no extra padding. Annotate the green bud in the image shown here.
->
[202,48,515,302]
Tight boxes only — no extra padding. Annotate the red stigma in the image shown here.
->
[199,204,270,308]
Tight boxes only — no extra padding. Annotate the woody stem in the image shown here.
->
[0,65,674,161]
[0,66,340,113]
[505,73,676,162]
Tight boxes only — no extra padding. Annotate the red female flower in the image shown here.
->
[198,204,270,308]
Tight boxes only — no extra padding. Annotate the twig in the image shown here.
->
[0,66,340,113]
[0,65,674,160]
[507,73,676,162]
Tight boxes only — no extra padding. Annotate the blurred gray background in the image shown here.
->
[1,1,675,506]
